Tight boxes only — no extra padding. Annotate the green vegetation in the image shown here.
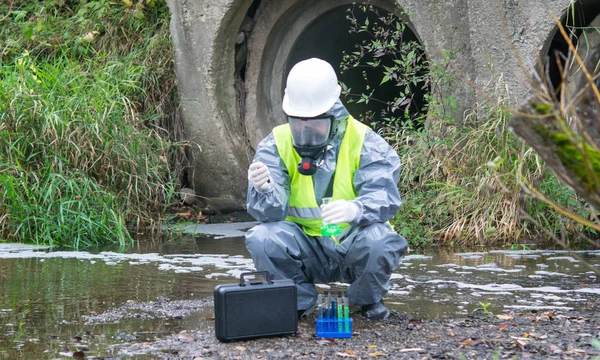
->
[0,0,179,247]
[533,124,600,193]
[472,301,494,316]
[394,98,591,250]
[340,3,429,133]
[343,2,593,251]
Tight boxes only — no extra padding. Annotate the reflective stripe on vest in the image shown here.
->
[273,116,369,237]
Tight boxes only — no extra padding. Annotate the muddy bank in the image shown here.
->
[102,299,600,359]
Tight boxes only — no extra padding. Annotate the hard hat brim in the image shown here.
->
[282,85,342,118]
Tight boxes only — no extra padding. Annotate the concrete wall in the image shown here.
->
[168,0,254,212]
[167,0,583,212]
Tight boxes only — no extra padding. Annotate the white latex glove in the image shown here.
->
[248,162,273,192]
[321,200,359,224]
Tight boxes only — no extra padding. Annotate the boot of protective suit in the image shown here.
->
[361,300,390,320]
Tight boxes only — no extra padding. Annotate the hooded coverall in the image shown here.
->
[245,99,408,312]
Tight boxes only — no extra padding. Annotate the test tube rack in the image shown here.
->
[315,290,353,338]
[316,318,353,338]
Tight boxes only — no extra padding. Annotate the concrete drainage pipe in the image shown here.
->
[168,0,426,212]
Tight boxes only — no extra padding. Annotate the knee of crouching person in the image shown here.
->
[245,223,269,250]
[361,223,408,256]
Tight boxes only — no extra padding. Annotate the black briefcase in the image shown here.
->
[214,271,298,341]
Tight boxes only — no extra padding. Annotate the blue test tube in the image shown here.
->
[327,291,333,331]
[337,291,343,332]
[324,291,330,319]
[331,296,337,319]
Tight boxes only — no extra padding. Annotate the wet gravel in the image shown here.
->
[102,299,600,359]
[82,297,212,325]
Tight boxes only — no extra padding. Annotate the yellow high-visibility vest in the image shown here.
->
[273,115,369,238]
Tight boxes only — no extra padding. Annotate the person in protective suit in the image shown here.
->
[245,58,408,320]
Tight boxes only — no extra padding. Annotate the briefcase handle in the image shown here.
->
[239,271,273,286]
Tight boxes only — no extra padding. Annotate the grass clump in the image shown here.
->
[0,0,180,247]
[393,93,591,250]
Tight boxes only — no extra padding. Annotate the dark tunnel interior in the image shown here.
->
[545,0,600,94]
[285,5,429,130]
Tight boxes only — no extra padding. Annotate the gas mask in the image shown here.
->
[288,114,334,175]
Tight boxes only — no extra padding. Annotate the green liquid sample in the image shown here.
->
[320,223,343,236]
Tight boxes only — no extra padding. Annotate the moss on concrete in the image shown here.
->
[532,102,553,115]
[533,123,600,193]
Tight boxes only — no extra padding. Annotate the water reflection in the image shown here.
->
[0,237,599,358]
[389,250,600,319]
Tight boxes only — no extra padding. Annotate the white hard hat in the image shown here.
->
[282,58,342,118]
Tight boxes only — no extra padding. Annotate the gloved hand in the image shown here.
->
[248,162,273,192]
[321,200,360,224]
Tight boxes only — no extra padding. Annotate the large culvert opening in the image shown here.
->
[544,0,600,95]
[242,0,430,146]
[285,3,429,131]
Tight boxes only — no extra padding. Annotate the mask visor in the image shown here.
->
[288,115,333,148]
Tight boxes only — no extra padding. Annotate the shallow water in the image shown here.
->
[0,237,599,358]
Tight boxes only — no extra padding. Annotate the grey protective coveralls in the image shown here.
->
[245,99,408,311]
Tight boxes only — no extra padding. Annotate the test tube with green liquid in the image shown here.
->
[344,291,350,332]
